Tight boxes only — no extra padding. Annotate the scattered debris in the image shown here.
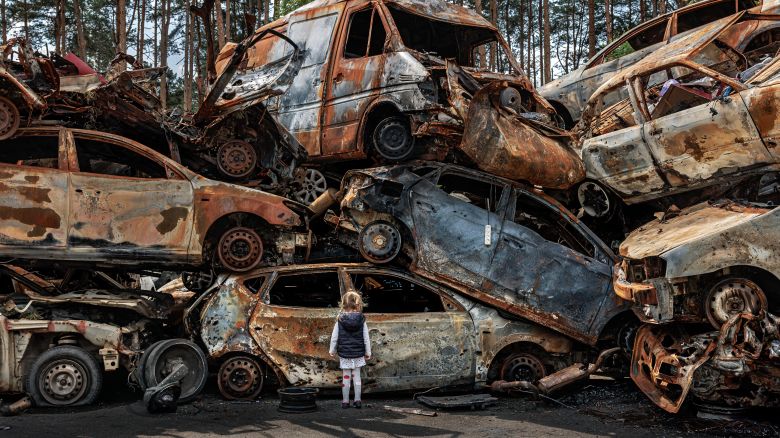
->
[383,405,438,416]
[417,394,497,410]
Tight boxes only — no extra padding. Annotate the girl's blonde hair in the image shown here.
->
[340,291,363,312]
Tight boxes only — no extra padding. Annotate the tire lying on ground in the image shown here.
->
[138,338,208,403]
[25,345,103,407]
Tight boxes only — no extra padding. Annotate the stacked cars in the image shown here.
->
[0,0,778,418]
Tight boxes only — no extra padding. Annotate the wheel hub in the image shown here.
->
[293,168,328,205]
[0,96,20,140]
[42,360,86,404]
[373,118,414,161]
[358,221,401,264]
[216,141,258,179]
[706,278,767,328]
[218,357,264,400]
[501,354,546,383]
[577,182,611,218]
[218,227,263,272]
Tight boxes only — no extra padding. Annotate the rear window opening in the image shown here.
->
[268,272,341,308]
[350,273,444,313]
[0,135,59,169]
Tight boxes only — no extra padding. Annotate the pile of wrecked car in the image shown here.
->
[0,0,777,420]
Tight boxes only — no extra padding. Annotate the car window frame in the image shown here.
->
[431,168,511,215]
[342,267,465,314]
[261,268,344,309]
[66,129,188,181]
[0,129,69,172]
[588,15,672,68]
[340,3,390,60]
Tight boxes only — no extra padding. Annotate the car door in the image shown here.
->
[0,129,68,257]
[66,130,194,262]
[320,3,390,157]
[407,170,509,292]
[274,5,343,157]
[345,269,475,391]
[488,188,615,343]
[643,81,773,187]
[249,269,343,388]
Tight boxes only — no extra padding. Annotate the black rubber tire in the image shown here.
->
[141,339,208,403]
[372,116,415,162]
[25,345,103,407]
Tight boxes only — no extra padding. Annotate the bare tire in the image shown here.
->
[0,96,20,141]
[218,355,264,400]
[705,278,767,328]
[358,221,402,264]
[216,140,258,179]
[141,339,208,403]
[217,226,264,272]
[500,352,547,383]
[373,116,414,161]
[25,345,103,407]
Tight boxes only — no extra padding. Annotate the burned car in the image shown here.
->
[0,265,208,407]
[574,12,780,220]
[332,162,633,348]
[0,34,312,202]
[187,263,624,399]
[540,0,780,126]
[0,127,310,273]
[614,201,780,413]
[234,0,583,190]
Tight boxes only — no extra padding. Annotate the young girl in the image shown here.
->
[329,291,371,409]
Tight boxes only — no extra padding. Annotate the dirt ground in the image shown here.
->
[1,377,778,437]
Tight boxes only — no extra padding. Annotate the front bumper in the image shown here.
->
[613,261,675,324]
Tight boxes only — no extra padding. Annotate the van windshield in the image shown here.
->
[386,5,514,73]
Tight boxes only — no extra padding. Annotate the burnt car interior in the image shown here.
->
[1,137,59,168]
[436,172,504,212]
[350,272,445,313]
[386,5,510,73]
[75,137,168,179]
[512,192,596,258]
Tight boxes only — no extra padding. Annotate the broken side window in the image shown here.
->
[349,273,444,313]
[436,172,504,213]
[74,136,168,179]
[512,190,596,258]
[675,0,755,34]
[344,7,387,59]
[0,135,59,169]
[601,19,668,64]
[267,272,341,308]
[243,276,266,294]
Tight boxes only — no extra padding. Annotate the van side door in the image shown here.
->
[275,5,344,157]
[321,3,390,157]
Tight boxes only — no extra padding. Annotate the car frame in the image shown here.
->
[0,127,310,273]
[186,262,612,399]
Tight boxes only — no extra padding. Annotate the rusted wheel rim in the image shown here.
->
[358,221,401,264]
[500,353,546,383]
[705,278,767,328]
[293,168,328,205]
[0,96,20,141]
[216,140,258,179]
[577,182,611,218]
[218,356,264,400]
[217,227,263,272]
[40,359,88,406]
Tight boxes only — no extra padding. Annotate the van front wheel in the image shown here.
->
[373,116,414,161]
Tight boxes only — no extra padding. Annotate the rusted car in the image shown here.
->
[226,0,583,190]
[332,162,633,348]
[0,127,310,273]
[540,0,780,127]
[614,200,780,413]
[573,12,780,220]
[0,265,208,407]
[186,263,625,400]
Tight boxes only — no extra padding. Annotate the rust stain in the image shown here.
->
[0,206,60,237]
[156,206,189,234]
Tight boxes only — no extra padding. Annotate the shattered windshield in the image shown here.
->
[386,5,514,73]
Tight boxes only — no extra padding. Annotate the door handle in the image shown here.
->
[74,189,83,193]
[333,73,344,83]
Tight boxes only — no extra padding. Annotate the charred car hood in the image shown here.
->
[620,202,770,260]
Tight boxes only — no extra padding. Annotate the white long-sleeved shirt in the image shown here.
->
[329,320,371,357]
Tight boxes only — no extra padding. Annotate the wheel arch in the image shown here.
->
[485,339,566,383]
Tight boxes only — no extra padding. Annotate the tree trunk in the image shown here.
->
[160,0,171,109]
[184,0,193,112]
[475,0,485,68]
[588,0,595,57]
[196,18,205,103]
[264,0,270,23]
[273,0,279,20]
[153,0,159,66]
[489,0,497,71]
[138,0,146,64]
[215,0,226,49]
[543,0,551,83]
[640,0,646,22]
[659,0,667,14]
[117,0,127,71]
[225,0,231,43]
[606,0,612,43]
